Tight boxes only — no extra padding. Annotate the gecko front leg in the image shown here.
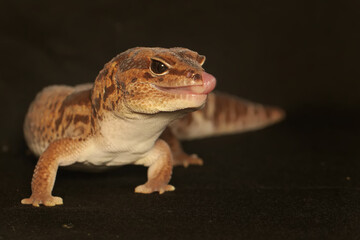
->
[21,138,83,207]
[135,139,175,194]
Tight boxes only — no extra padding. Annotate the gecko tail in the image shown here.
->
[170,92,285,140]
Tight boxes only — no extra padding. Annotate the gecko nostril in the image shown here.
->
[185,70,201,81]
[193,73,201,81]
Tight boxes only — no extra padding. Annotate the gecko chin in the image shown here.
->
[153,85,208,96]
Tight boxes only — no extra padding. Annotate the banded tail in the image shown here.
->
[170,92,285,140]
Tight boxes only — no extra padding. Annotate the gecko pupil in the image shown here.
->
[151,59,168,74]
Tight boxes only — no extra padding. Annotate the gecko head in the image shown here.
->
[113,47,217,115]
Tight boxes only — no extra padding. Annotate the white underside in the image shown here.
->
[59,112,177,168]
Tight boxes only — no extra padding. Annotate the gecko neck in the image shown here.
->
[96,110,184,153]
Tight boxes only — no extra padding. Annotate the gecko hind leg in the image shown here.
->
[160,128,203,168]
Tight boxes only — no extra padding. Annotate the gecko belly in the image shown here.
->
[62,152,147,171]
[57,138,149,171]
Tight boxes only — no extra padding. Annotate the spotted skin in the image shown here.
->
[22,47,284,207]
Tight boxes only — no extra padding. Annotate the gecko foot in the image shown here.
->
[173,153,203,168]
[135,183,175,194]
[21,195,63,207]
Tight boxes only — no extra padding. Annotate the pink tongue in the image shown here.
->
[198,72,217,94]
[186,72,216,94]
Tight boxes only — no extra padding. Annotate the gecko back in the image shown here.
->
[24,84,93,156]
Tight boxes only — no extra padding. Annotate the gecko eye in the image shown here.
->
[150,59,169,75]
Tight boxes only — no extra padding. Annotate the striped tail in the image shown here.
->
[170,92,285,140]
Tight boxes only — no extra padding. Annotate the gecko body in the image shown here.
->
[22,47,284,207]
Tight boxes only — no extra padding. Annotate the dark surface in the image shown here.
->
[1,0,360,239]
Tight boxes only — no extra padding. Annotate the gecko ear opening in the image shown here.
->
[197,55,206,66]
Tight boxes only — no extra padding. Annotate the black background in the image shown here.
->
[1,0,360,239]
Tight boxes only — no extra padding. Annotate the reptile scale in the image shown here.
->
[22,47,285,207]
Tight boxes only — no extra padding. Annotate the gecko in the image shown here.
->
[22,47,285,207]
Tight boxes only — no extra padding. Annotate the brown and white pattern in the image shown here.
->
[22,47,284,207]
[170,92,285,140]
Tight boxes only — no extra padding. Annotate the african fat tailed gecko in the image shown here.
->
[22,47,284,207]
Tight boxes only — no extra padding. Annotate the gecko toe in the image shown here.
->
[174,153,203,168]
[135,184,175,194]
[21,195,63,207]
[21,198,33,205]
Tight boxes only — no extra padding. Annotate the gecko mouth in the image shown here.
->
[153,72,216,95]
